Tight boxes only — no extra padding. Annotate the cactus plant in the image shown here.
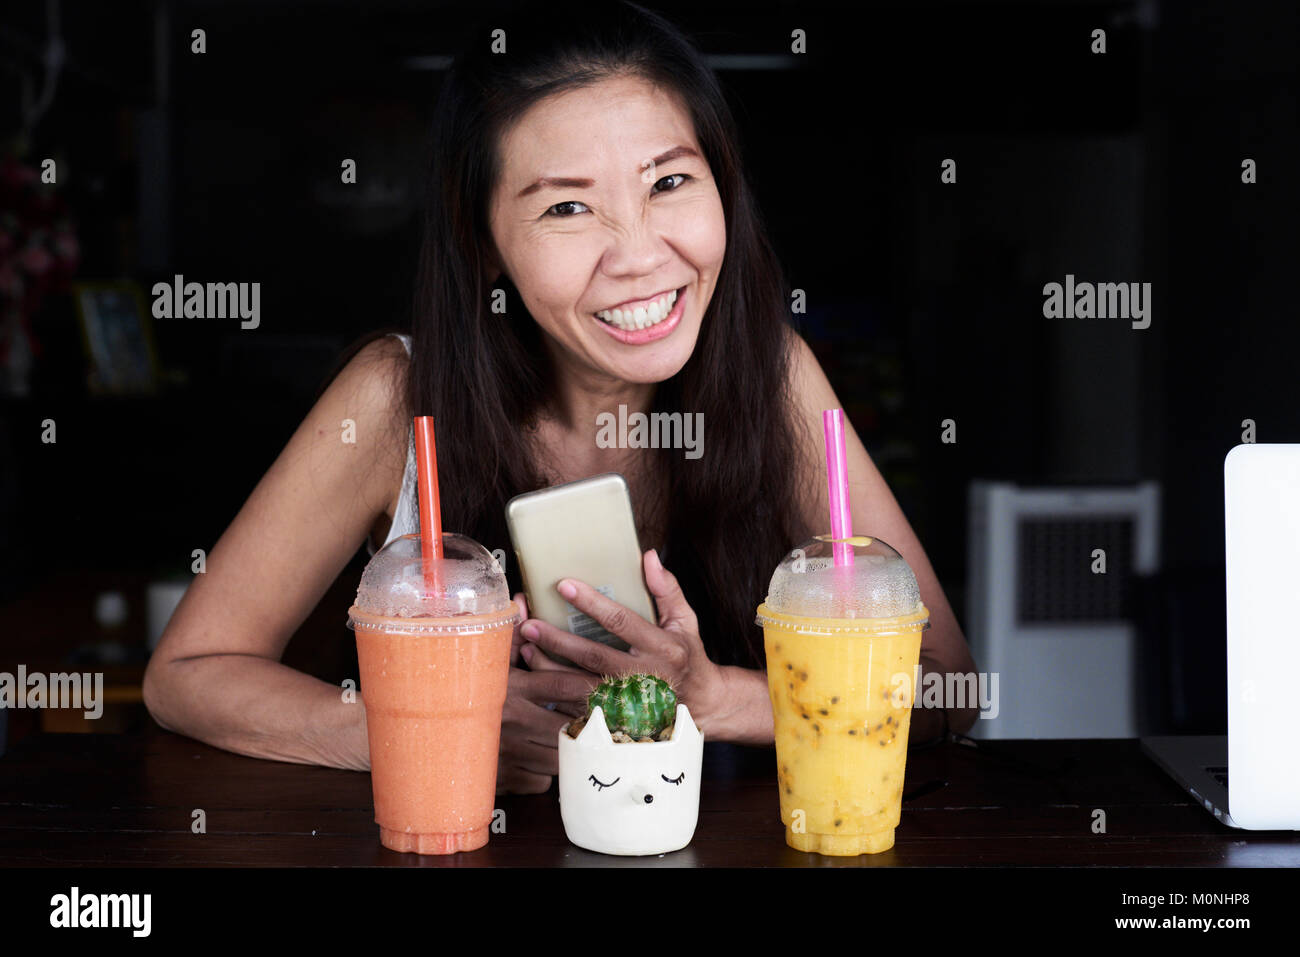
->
[588,674,677,739]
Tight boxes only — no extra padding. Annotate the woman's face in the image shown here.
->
[488,74,727,387]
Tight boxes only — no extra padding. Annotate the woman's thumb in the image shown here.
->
[645,549,688,624]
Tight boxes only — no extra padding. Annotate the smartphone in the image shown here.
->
[505,472,657,665]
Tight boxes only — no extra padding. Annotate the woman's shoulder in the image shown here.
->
[780,326,844,529]
[327,333,413,460]
[349,334,412,399]
[782,326,837,423]
[365,331,412,362]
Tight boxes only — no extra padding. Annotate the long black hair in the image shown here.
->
[331,0,808,667]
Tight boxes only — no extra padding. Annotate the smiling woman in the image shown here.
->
[380,2,829,791]
[397,0,808,682]
[143,0,975,794]
[488,78,717,371]
[487,74,722,378]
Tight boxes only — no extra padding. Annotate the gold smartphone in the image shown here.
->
[505,473,656,665]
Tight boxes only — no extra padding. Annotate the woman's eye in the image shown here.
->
[544,175,689,218]
[653,173,690,193]
[589,774,620,791]
[661,772,685,785]
[545,200,590,217]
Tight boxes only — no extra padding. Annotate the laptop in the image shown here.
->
[1140,443,1300,830]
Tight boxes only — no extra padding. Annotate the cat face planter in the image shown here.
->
[558,704,703,856]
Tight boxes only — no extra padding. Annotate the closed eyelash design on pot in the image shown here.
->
[662,772,685,785]
[589,774,620,791]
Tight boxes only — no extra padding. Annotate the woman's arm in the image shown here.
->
[785,332,980,742]
[701,665,774,744]
[141,336,412,770]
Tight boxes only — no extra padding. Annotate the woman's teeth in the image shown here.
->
[594,288,678,331]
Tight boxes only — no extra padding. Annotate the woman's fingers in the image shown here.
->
[500,720,564,773]
[507,592,530,667]
[520,640,589,675]
[520,642,596,715]
[495,651,595,794]
[508,662,598,710]
[521,617,638,677]
[642,549,698,633]
[493,691,572,790]
[553,578,666,654]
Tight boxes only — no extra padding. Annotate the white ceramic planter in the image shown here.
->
[558,703,703,856]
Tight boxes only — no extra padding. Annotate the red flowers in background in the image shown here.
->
[0,154,81,395]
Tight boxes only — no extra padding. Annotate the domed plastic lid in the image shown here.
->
[755,535,929,631]
[347,532,518,635]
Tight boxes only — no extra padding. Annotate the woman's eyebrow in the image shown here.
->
[516,145,702,199]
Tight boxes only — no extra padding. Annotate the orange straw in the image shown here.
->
[413,416,444,599]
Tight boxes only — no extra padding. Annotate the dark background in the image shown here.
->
[1,0,1296,738]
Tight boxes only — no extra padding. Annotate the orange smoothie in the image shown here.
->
[352,608,514,854]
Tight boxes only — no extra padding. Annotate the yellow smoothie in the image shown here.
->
[760,603,928,855]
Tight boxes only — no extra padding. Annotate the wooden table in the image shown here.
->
[2,725,1295,867]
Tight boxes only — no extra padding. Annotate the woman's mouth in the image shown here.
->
[592,286,686,345]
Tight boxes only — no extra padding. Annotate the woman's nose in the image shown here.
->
[601,223,669,276]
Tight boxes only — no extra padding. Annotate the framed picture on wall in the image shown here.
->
[72,281,159,395]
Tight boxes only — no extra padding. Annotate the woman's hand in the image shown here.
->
[518,549,729,733]
[497,592,600,794]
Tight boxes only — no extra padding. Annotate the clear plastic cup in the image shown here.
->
[347,532,519,854]
[756,535,930,855]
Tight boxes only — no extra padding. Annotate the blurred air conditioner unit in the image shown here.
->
[966,481,1161,739]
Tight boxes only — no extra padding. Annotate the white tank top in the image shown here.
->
[368,333,419,556]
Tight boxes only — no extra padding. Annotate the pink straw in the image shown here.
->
[823,409,854,568]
